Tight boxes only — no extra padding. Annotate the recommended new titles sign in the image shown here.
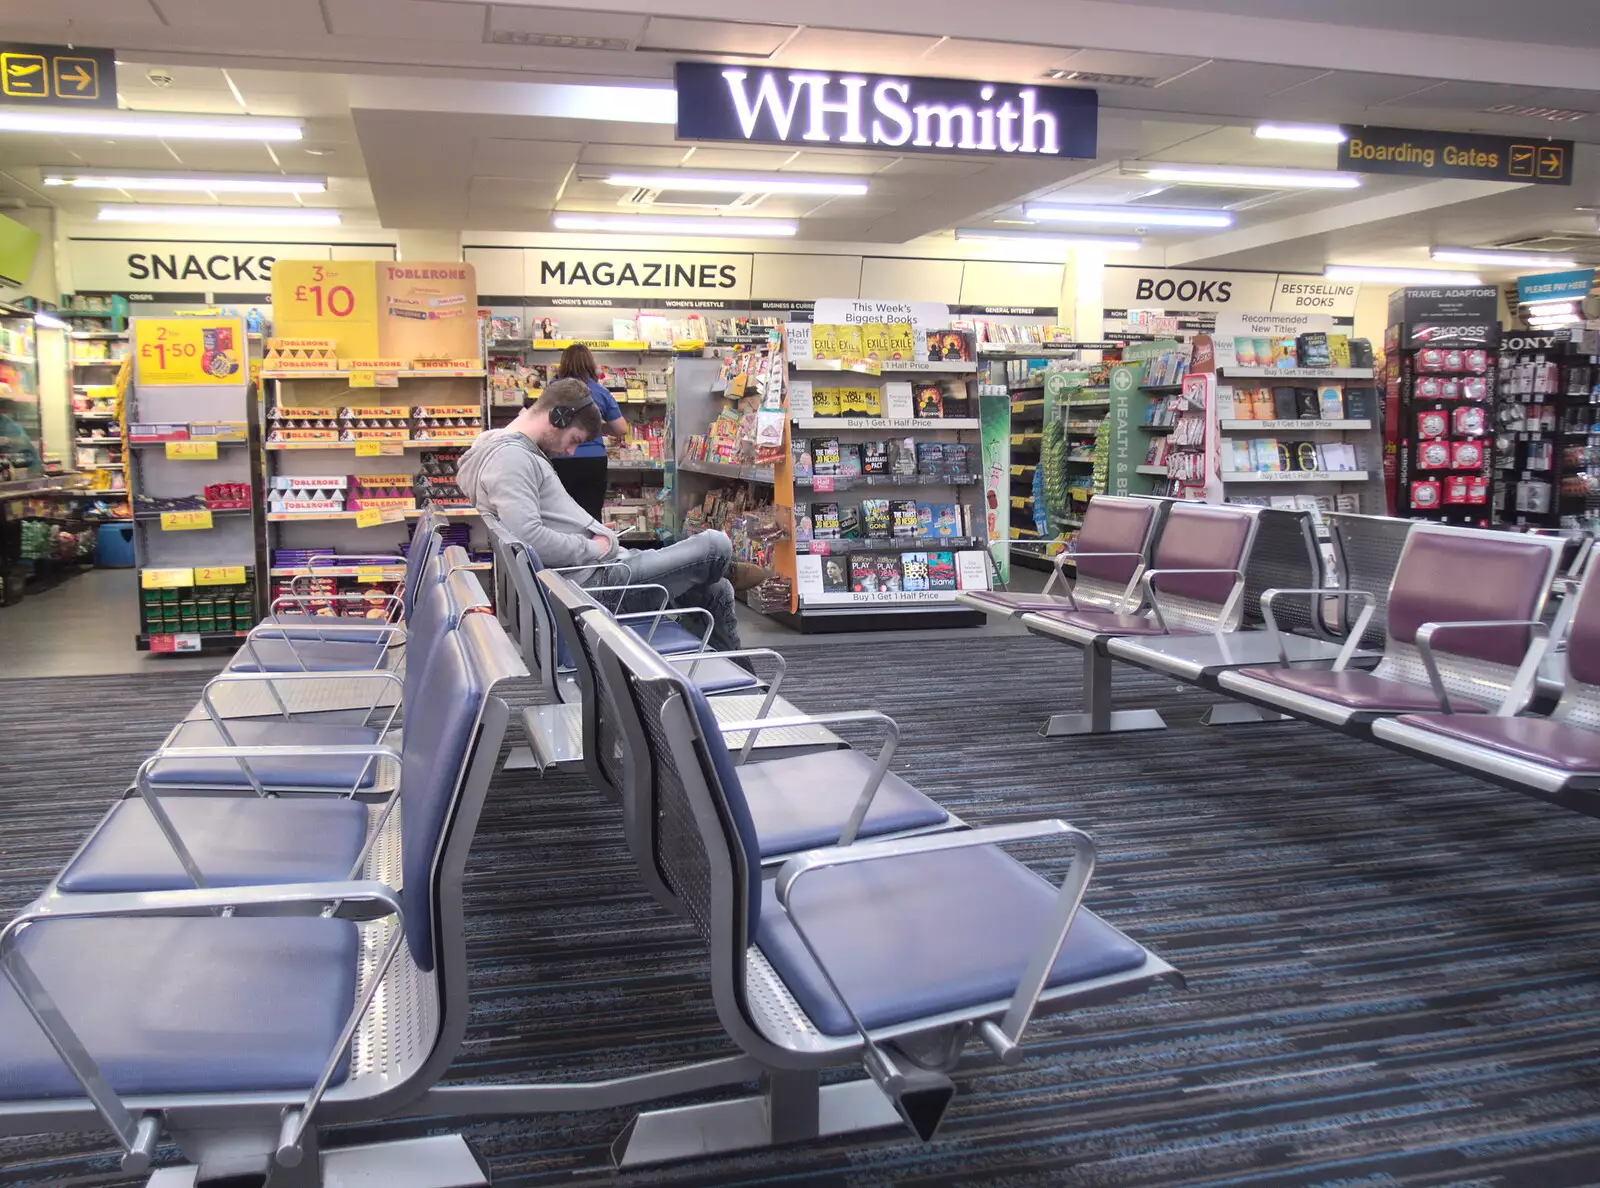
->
[1339,125,1573,185]
[675,62,1098,159]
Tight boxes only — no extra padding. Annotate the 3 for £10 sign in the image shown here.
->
[272,260,379,357]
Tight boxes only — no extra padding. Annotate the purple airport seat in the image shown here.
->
[958,495,1162,619]
[1372,557,1600,800]
[1220,524,1562,730]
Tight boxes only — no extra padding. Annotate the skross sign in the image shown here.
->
[675,62,1098,160]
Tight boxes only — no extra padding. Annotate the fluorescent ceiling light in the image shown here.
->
[44,169,326,194]
[1254,123,1348,144]
[0,110,302,140]
[1431,246,1579,268]
[954,227,1142,251]
[98,205,341,227]
[33,313,68,330]
[1324,264,1483,285]
[1529,313,1582,326]
[1128,162,1361,189]
[1525,298,1581,313]
[551,213,796,237]
[602,172,867,196]
[1025,204,1232,228]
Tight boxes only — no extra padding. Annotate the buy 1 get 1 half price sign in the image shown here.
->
[134,318,246,386]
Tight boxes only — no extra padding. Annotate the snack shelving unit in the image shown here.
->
[125,315,263,652]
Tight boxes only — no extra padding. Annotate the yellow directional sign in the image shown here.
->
[0,43,114,108]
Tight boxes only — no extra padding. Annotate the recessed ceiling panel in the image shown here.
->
[1154,60,1331,102]
[487,4,646,46]
[576,144,691,168]
[637,17,795,57]
[0,0,164,25]
[773,28,943,74]
[326,0,488,42]
[917,38,1085,83]
[1268,69,1444,108]
[151,0,328,32]
[1048,49,1208,87]
[677,146,805,170]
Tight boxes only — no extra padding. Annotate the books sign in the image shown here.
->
[1339,125,1573,186]
[675,62,1098,160]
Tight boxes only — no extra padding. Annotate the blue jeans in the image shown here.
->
[599,529,740,652]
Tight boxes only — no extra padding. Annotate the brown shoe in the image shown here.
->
[731,561,775,592]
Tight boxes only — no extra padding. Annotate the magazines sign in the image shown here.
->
[675,62,1098,160]
[523,250,753,301]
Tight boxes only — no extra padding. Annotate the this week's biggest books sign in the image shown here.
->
[271,260,478,360]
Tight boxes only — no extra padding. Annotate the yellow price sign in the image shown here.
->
[272,260,380,358]
[195,565,246,586]
[160,509,214,531]
[353,441,383,456]
[353,507,386,528]
[355,567,389,582]
[166,440,218,460]
[134,318,245,386]
[349,369,377,388]
[141,567,194,589]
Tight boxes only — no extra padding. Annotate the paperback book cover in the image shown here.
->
[890,499,920,538]
[945,442,972,479]
[861,323,892,360]
[791,437,813,480]
[837,505,862,539]
[875,556,903,592]
[861,439,889,475]
[901,552,930,591]
[1251,388,1278,419]
[822,556,849,591]
[835,324,864,362]
[928,551,957,590]
[1272,386,1299,420]
[810,387,843,417]
[812,502,841,539]
[886,322,915,360]
[842,386,881,416]
[915,384,944,418]
[925,330,971,361]
[850,556,879,593]
[916,503,935,537]
[889,437,919,476]
[1318,386,1344,419]
[812,437,841,475]
[931,503,961,537]
[811,325,840,361]
[1294,388,1321,419]
[861,498,892,539]
[915,442,946,476]
[1343,388,1374,420]
[837,442,863,477]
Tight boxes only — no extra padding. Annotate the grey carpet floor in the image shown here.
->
[3,637,1600,1186]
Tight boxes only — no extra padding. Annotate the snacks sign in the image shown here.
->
[133,317,245,386]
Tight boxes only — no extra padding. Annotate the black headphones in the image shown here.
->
[548,393,596,429]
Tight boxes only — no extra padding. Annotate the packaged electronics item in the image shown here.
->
[1464,349,1489,374]
[1452,405,1487,436]
[837,505,862,539]
[927,551,957,590]
[1318,387,1344,419]
[1411,479,1442,509]
[1418,440,1451,470]
[1460,376,1489,401]
[822,556,849,592]
[1417,410,1449,440]
[861,498,892,539]
[811,502,841,539]
[1418,348,1446,373]
[874,556,903,591]
[851,556,879,593]
[1451,440,1485,469]
[1417,376,1443,400]
[861,439,889,475]
[890,499,920,538]
[1443,349,1465,372]
[901,552,930,591]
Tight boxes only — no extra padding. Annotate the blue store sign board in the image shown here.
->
[675,62,1098,161]
[1517,269,1594,305]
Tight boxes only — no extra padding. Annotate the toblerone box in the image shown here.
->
[411,357,481,370]
[339,358,408,372]
[412,405,480,418]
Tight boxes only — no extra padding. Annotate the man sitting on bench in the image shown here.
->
[459,377,768,651]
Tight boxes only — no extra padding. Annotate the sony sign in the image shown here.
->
[674,62,1098,160]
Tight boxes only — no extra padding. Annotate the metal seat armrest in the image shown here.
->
[292,555,406,595]
[613,605,715,650]
[716,709,898,838]
[269,592,403,613]
[1260,588,1375,669]
[1414,619,1551,715]
[773,819,1093,1069]
[549,559,633,585]
[586,580,669,615]
[667,647,786,736]
[0,879,403,1175]
[1141,568,1245,634]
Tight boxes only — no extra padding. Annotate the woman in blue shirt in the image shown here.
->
[537,343,629,521]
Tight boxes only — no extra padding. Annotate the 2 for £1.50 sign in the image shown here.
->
[134,318,246,386]
[272,260,379,357]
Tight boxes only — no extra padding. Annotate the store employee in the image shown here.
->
[535,343,629,520]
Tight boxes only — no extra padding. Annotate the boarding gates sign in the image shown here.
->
[675,62,1098,160]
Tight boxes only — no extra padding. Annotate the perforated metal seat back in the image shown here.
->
[539,572,625,801]
[1074,495,1162,609]
[401,511,439,622]
[1241,508,1323,632]
[1326,513,1413,649]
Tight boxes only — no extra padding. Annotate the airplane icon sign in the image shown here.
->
[0,43,114,107]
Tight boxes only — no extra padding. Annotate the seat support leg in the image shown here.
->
[1039,646,1166,737]
[1201,702,1291,726]
[149,1134,489,1188]
[611,1075,901,1168]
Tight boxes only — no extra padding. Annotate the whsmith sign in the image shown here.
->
[675,62,1098,159]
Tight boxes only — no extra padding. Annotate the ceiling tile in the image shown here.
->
[773,28,943,74]
[677,146,806,170]
[470,176,563,205]
[474,138,582,166]
[1267,69,1445,109]
[576,143,692,168]
[1154,60,1331,101]
[637,17,795,57]
[1047,49,1208,86]
[487,4,647,45]
[917,38,1083,83]
[326,0,487,41]
[0,0,164,24]
[873,156,993,179]
[151,0,328,32]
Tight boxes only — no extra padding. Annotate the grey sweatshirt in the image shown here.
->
[457,428,618,567]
